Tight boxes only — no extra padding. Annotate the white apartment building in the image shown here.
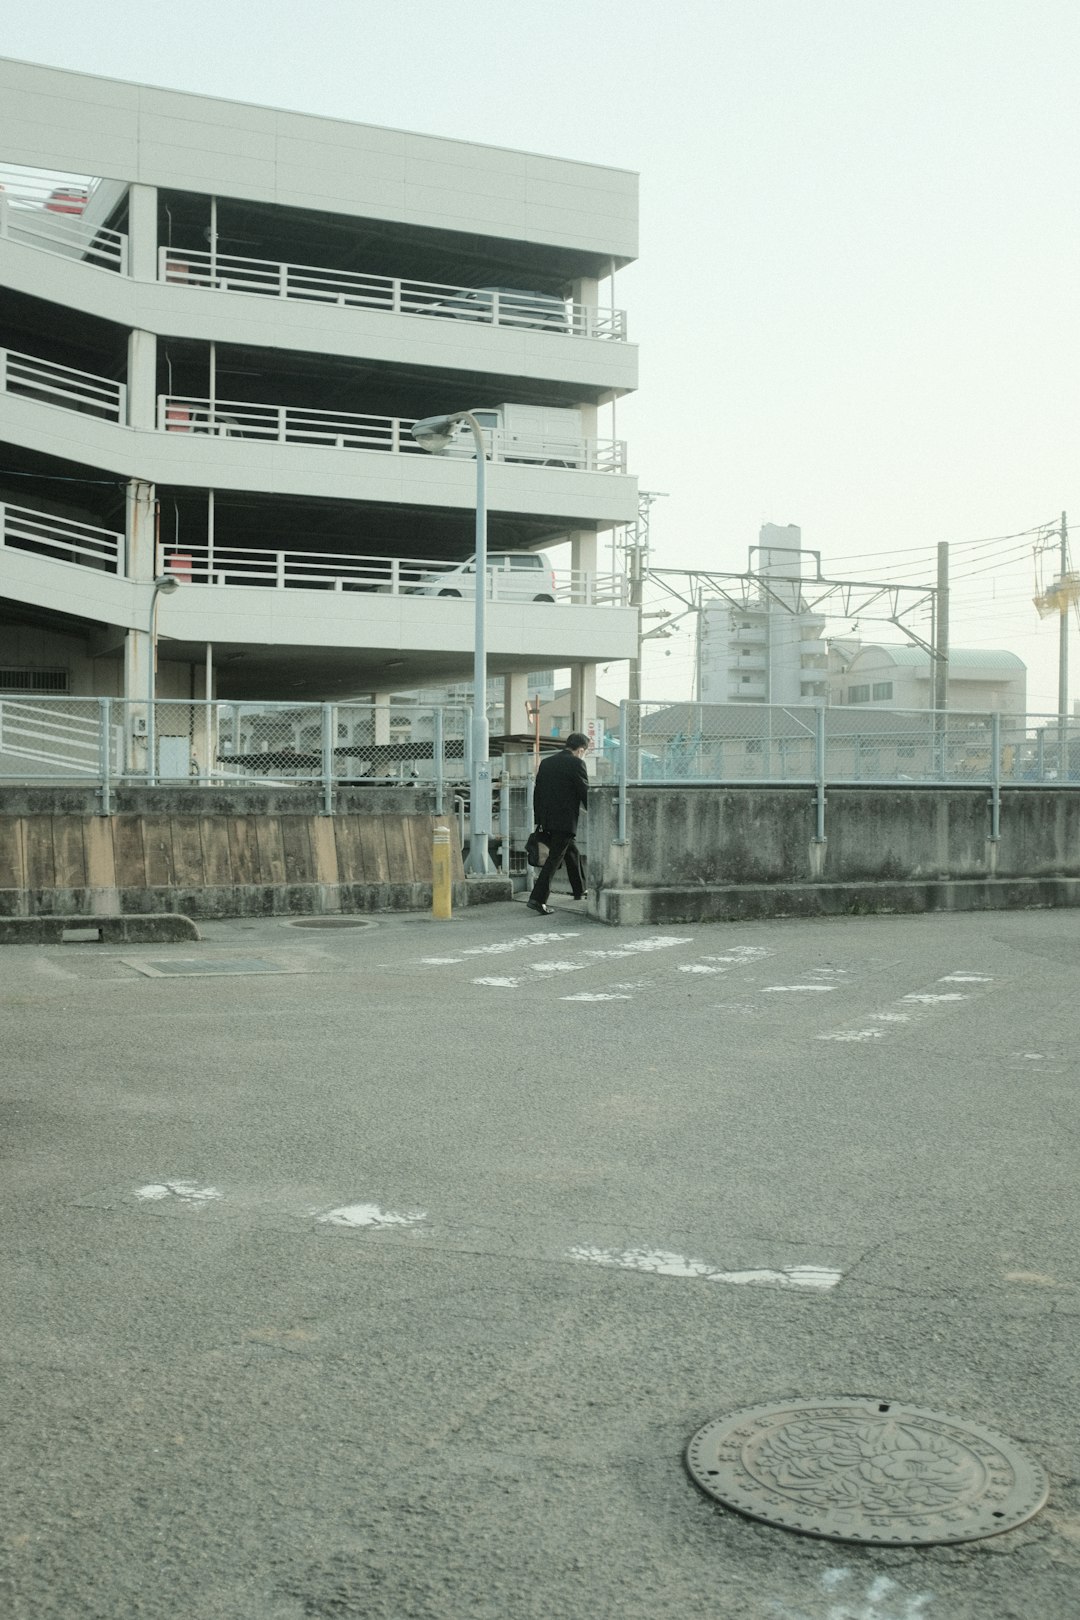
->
[698,524,828,704]
[0,58,638,730]
[829,643,1027,716]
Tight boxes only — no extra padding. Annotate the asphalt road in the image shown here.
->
[1,900,1078,1620]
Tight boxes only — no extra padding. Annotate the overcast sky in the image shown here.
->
[5,0,1078,708]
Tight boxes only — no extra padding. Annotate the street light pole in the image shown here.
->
[146,573,180,785]
[411,410,493,874]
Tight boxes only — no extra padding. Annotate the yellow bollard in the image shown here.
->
[432,824,452,919]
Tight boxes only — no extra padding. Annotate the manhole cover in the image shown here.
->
[685,1399,1048,1545]
[284,918,377,930]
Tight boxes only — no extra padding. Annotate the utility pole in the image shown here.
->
[626,491,666,704]
[624,491,666,783]
[933,541,949,712]
[1058,511,1069,778]
[628,539,645,703]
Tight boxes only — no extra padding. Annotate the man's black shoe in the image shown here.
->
[571,890,589,900]
[527,900,554,915]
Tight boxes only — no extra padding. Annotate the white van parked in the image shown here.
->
[410,551,556,601]
[443,405,586,469]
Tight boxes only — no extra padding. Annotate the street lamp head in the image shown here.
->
[410,413,462,455]
[153,573,181,594]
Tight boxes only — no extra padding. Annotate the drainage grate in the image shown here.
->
[122,957,298,978]
[685,1399,1048,1545]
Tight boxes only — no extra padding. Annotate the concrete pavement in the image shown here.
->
[1,900,1078,1618]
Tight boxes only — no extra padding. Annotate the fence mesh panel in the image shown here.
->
[620,703,1080,786]
[4,697,1078,793]
[0,696,116,780]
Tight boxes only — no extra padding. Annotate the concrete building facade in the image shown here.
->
[0,58,639,736]
[698,524,828,705]
[830,643,1028,716]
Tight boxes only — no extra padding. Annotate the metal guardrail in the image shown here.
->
[159,249,627,340]
[0,191,127,273]
[0,501,124,573]
[0,502,629,603]
[162,543,627,605]
[0,346,126,421]
[158,395,626,473]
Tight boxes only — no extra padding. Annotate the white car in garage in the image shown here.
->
[411,551,556,601]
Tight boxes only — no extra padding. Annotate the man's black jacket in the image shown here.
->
[533,747,589,835]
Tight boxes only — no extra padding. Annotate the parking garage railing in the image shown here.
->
[0,190,127,273]
[159,543,628,604]
[0,346,127,421]
[159,249,628,339]
[0,504,629,604]
[158,395,627,473]
[0,501,124,573]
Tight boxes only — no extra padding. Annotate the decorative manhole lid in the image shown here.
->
[685,1399,1048,1545]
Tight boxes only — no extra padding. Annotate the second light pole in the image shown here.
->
[411,410,493,874]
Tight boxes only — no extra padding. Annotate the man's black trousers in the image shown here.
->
[529,831,585,905]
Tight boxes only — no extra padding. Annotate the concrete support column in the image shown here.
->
[570,662,597,737]
[123,480,157,706]
[502,672,530,737]
[570,529,598,605]
[127,183,159,283]
[372,694,393,744]
[570,275,599,337]
[126,328,157,429]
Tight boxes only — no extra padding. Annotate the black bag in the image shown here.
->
[524,827,548,867]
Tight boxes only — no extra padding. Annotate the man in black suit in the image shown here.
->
[527,732,589,915]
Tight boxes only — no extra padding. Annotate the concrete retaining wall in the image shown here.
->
[0,786,484,919]
[588,784,1080,925]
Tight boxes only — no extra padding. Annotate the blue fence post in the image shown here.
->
[321,703,334,816]
[814,705,826,842]
[617,699,628,844]
[433,707,445,816]
[99,696,112,816]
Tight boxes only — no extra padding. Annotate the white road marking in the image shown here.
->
[462,932,580,956]
[812,1570,935,1618]
[705,946,773,963]
[562,992,633,1002]
[136,1181,223,1204]
[585,936,694,960]
[472,976,522,988]
[569,1245,841,1289]
[821,968,992,1047]
[316,1202,426,1228]
[761,984,837,993]
[818,1029,885,1042]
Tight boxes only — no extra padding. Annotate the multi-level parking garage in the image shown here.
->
[0,58,638,720]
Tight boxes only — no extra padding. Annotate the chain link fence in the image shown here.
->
[616,701,1080,787]
[0,696,473,807]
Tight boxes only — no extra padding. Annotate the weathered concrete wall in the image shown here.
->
[0,786,480,920]
[588,785,1080,924]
